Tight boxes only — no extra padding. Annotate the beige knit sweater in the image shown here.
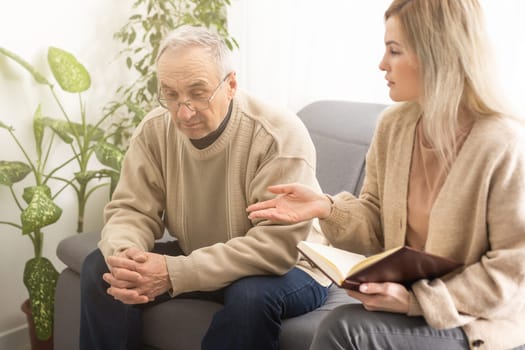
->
[98,91,329,297]
[321,102,525,350]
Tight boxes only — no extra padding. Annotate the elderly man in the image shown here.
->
[79,25,330,350]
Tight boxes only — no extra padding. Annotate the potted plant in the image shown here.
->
[0,47,123,348]
[0,115,61,349]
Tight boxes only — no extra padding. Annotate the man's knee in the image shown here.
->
[80,249,109,292]
[225,277,281,314]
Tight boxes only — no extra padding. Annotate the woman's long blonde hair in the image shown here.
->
[385,0,506,167]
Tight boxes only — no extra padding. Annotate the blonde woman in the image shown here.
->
[247,0,525,349]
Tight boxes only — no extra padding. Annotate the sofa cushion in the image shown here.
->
[56,231,100,274]
[298,100,386,195]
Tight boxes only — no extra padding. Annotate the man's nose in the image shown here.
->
[176,103,196,121]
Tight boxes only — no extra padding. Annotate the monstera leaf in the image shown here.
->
[24,257,59,340]
[21,186,62,235]
[0,161,31,186]
[47,47,91,93]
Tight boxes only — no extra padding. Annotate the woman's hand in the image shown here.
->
[246,183,332,223]
[347,282,410,314]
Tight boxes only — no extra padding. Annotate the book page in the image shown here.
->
[299,242,365,284]
[348,246,403,275]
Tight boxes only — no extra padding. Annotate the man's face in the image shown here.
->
[157,46,236,140]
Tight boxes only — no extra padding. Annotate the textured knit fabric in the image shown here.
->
[320,102,525,350]
[98,91,330,297]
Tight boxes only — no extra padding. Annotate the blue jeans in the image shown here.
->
[80,245,328,350]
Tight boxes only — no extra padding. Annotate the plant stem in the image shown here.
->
[0,221,23,230]
[77,182,87,233]
[8,129,39,181]
[9,186,24,211]
[44,154,79,183]
[33,229,43,258]
[85,182,109,199]
[49,176,79,199]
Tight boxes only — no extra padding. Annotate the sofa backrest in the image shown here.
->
[297,100,388,196]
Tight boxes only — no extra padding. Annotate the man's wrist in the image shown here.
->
[163,255,174,293]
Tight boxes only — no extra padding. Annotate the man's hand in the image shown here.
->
[346,282,410,314]
[103,248,171,305]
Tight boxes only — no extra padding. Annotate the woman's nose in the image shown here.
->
[379,51,390,72]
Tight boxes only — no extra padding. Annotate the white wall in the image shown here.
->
[0,0,133,341]
[228,0,525,116]
[228,0,392,112]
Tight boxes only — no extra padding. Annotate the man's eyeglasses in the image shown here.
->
[158,74,229,112]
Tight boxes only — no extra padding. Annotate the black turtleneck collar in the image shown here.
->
[190,101,233,150]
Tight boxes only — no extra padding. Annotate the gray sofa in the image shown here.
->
[53,100,387,350]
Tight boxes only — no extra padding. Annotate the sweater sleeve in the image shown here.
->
[412,133,525,329]
[165,153,320,296]
[98,115,167,258]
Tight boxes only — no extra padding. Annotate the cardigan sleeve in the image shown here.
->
[318,111,390,256]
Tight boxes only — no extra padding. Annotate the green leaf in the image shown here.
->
[125,101,146,124]
[33,105,45,159]
[0,47,51,85]
[95,142,124,170]
[0,161,31,186]
[147,76,157,95]
[39,117,73,144]
[74,170,99,186]
[22,185,52,205]
[21,186,62,234]
[128,29,136,45]
[24,257,58,340]
[107,170,120,198]
[86,124,105,141]
[47,47,91,93]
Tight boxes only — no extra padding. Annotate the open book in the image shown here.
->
[298,241,463,290]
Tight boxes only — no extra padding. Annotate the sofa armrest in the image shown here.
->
[56,231,100,274]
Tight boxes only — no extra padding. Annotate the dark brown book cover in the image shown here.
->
[297,242,463,291]
[340,246,463,290]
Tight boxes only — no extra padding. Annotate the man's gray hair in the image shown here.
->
[156,25,233,79]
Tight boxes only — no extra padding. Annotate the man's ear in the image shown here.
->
[227,72,238,98]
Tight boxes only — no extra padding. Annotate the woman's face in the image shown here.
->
[379,16,423,102]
